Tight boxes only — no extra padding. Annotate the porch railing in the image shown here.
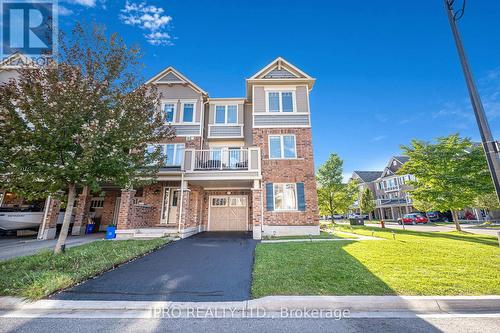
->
[194,149,249,170]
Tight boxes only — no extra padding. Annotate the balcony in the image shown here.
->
[181,147,261,182]
[194,149,249,171]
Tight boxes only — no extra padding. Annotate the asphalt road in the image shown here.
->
[52,232,258,302]
[0,233,104,261]
[1,317,499,333]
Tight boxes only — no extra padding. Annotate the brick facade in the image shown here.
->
[253,127,319,227]
[71,187,92,235]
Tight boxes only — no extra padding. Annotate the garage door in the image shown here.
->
[209,195,248,231]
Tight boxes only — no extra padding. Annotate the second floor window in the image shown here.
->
[269,134,296,159]
[164,103,175,123]
[215,105,238,124]
[267,91,294,112]
[182,103,194,122]
[165,143,185,166]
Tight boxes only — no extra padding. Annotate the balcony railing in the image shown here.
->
[177,147,261,174]
[194,149,249,171]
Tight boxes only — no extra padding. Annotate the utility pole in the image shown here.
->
[444,0,500,203]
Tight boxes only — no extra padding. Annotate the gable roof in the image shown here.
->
[249,57,314,81]
[145,66,207,95]
[352,171,383,183]
[380,155,410,178]
[0,52,35,71]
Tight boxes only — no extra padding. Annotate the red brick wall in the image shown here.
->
[101,191,119,227]
[253,127,319,226]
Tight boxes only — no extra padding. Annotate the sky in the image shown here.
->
[58,0,500,180]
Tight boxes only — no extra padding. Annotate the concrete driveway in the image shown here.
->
[52,232,258,302]
[0,233,104,261]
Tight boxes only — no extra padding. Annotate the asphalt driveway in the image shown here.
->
[51,232,258,302]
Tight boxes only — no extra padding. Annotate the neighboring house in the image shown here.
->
[2,57,319,239]
[351,156,415,221]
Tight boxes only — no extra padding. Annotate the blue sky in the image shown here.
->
[59,0,500,180]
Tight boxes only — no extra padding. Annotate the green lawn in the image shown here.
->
[0,239,168,300]
[252,226,500,297]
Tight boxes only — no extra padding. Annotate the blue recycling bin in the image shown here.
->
[105,225,116,239]
[85,223,95,234]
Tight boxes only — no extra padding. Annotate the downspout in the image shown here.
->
[177,172,185,235]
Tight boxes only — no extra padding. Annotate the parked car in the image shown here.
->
[427,211,450,222]
[348,213,368,220]
[332,214,344,219]
[399,213,428,225]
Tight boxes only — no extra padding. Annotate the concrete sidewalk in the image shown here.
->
[1,296,499,318]
[0,233,104,261]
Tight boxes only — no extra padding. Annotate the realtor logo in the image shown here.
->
[1,0,57,65]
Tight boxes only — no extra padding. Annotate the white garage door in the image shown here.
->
[209,195,248,231]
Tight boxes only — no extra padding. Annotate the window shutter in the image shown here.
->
[297,182,306,211]
[266,183,274,211]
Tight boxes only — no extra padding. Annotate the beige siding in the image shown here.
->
[244,103,253,145]
[296,86,309,113]
[253,87,266,113]
[0,69,20,83]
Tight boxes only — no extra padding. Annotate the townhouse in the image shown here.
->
[351,156,415,220]
[2,57,319,239]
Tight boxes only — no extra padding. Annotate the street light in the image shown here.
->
[444,0,500,203]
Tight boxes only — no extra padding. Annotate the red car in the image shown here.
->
[400,213,428,225]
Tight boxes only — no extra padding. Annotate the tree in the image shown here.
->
[317,154,357,220]
[317,180,358,219]
[399,134,494,231]
[359,187,376,221]
[0,23,174,253]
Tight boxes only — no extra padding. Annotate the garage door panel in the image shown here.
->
[209,195,248,231]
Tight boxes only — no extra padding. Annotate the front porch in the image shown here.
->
[112,179,263,240]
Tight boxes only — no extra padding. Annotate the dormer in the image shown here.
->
[246,57,315,128]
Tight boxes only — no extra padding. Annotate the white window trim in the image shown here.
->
[180,100,198,124]
[268,134,297,159]
[273,183,298,212]
[214,105,238,125]
[161,100,177,124]
[164,143,185,166]
[265,90,297,113]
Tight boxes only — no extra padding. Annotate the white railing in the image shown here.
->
[194,149,249,171]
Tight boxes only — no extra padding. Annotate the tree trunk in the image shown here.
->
[54,183,76,254]
[451,210,462,232]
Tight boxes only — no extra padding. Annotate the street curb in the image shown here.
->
[1,296,499,314]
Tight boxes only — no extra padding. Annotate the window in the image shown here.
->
[214,105,238,124]
[273,183,297,211]
[164,143,185,166]
[269,135,296,159]
[211,197,228,207]
[267,91,295,112]
[229,196,247,207]
[182,103,194,122]
[171,190,179,207]
[163,103,175,123]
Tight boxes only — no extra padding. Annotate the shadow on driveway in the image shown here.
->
[51,232,258,302]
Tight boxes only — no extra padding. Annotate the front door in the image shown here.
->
[161,187,179,224]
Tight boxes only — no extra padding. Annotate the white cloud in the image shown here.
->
[371,135,387,142]
[120,1,174,46]
[58,5,74,16]
[67,0,97,7]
